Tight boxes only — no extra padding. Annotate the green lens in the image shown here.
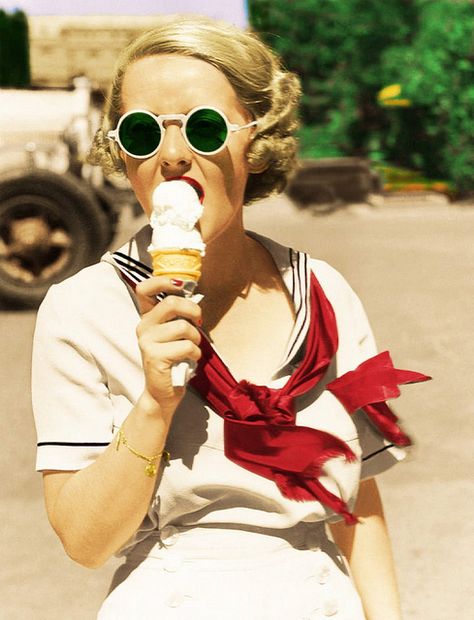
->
[119,112,161,156]
[186,108,228,153]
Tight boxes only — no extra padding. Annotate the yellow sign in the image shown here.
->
[377,84,411,107]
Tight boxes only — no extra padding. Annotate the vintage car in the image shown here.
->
[0,78,139,307]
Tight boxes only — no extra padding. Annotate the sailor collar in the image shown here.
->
[102,225,313,374]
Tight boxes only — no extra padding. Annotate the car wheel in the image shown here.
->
[0,169,109,308]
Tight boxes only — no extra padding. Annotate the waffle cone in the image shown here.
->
[149,248,202,281]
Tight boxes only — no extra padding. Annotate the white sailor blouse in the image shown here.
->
[32,228,428,551]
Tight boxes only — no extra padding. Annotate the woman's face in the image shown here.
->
[119,54,255,245]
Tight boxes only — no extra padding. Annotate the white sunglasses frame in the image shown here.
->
[107,105,257,158]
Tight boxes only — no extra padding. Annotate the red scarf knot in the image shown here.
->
[228,381,295,424]
[327,351,431,447]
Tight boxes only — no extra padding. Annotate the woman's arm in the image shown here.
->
[42,278,202,569]
[329,477,402,620]
[43,392,172,569]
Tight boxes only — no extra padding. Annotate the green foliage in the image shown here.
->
[380,1,474,192]
[0,9,30,87]
[248,0,473,191]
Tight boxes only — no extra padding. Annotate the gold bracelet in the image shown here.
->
[115,427,170,477]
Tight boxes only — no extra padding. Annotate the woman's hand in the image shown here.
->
[135,277,202,419]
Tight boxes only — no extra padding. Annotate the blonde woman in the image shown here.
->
[32,15,428,619]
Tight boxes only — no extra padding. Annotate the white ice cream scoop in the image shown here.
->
[148,179,206,254]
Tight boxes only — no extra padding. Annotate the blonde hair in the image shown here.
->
[88,15,301,204]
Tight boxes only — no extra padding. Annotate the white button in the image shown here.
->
[166,592,193,608]
[166,591,185,608]
[318,565,331,585]
[163,553,182,573]
[161,525,179,546]
[323,599,338,616]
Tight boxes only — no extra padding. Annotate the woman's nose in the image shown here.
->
[159,121,192,172]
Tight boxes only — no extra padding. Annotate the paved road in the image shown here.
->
[1,195,473,619]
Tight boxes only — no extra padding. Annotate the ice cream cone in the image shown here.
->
[150,247,202,282]
[147,179,205,387]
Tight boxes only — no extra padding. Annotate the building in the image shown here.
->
[28,16,166,90]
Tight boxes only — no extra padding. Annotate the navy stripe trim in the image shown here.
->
[293,249,305,317]
[362,444,395,461]
[113,257,151,279]
[113,251,152,273]
[289,248,296,299]
[277,249,310,367]
[286,252,309,361]
[294,252,309,329]
[112,255,167,303]
[37,441,110,447]
[115,266,141,285]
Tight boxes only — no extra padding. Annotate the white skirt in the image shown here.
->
[97,523,365,620]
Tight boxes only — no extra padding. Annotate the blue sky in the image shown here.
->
[0,0,248,26]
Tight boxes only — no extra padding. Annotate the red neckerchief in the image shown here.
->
[190,273,430,524]
[113,253,430,524]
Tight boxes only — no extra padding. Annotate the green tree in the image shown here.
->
[249,0,416,156]
[248,0,473,191]
[380,0,474,191]
[0,9,30,87]
[0,10,8,85]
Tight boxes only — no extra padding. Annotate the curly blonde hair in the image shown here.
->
[88,15,301,205]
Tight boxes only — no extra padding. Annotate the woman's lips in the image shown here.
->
[167,176,205,202]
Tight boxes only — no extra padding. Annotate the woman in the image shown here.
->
[32,15,428,620]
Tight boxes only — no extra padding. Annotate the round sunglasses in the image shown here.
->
[107,106,257,158]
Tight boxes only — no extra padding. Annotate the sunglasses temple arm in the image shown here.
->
[230,120,258,133]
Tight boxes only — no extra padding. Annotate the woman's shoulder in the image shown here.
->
[45,258,121,298]
[307,257,371,337]
[37,257,131,326]
[307,256,358,301]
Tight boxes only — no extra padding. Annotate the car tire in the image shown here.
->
[0,169,109,308]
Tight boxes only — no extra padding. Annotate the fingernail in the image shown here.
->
[171,279,184,287]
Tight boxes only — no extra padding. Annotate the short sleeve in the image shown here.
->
[32,284,115,471]
[317,261,408,479]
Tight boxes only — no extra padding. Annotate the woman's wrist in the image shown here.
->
[135,389,164,416]
[134,389,176,429]
[117,390,173,459]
